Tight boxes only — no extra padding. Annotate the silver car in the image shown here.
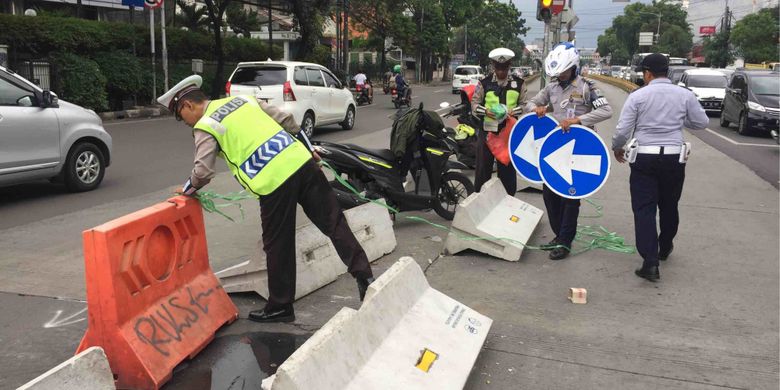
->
[0,66,112,192]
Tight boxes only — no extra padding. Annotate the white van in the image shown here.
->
[452,65,484,94]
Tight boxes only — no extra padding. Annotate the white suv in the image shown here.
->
[226,61,356,137]
[452,65,484,94]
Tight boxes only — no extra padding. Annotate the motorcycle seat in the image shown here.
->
[343,144,396,162]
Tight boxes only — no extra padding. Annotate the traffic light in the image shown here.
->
[537,0,553,22]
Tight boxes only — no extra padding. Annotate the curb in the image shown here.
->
[585,73,638,93]
[98,107,169,122]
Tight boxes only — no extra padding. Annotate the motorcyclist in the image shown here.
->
[394,64,411,103]
[353,69,373,101]
[471,47,526,195]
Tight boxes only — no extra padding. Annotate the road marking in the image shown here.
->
[434,89,447,93]
[703,128,779,148]
[103,117,171,126]
[44,307,87,328]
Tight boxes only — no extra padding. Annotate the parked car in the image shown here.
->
[678,68,729,114]
[452,65,484,94]
[610,65,622,78]
[226,61,356,137]
[720,69,780,136]
[0,66,112,192]
[668,65,695,84]
[622,66,632,81]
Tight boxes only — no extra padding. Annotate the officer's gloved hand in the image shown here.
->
[474,105,487,117]
[510,106,524,117]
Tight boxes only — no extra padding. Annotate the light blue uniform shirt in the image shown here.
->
[612,78,710,149]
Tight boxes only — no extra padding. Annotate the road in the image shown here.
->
[1,77,777,390]
[0,85,463,230]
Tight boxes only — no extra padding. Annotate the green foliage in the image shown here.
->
[703,30,734,68]
[94,51,144,111]
[731,7,780,63]
[50,52,108,111]
[300,44,333,67]
[175,0,209,33]
[455,0,527,66]
[596,0,692,64]
[226,2,262,37]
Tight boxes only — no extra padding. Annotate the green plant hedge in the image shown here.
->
[50,52,108,111]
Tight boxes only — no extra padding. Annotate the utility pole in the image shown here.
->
[464,24,468,63]
[161,0,169,92]
[336,5,342,71]
[343,0,349,76]
[268,0,273,57]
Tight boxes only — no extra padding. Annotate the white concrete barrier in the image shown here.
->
[262,257,492,390]
[444,178,544,261]
[216,201,396,300]
[17,347,114,390]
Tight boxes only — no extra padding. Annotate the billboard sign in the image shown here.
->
[700,26,717,36]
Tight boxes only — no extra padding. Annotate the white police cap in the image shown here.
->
[488,48,515,64]
[157,75,203,112]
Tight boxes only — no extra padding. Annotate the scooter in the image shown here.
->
[391,86,412,109]
[355,84,372,106]
[442,89,480,168]
[313,103,474,220]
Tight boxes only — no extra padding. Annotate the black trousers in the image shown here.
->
[542,185,580,246]
[258,160,373,309]
[630,154,686,268]
[474,128,517,195]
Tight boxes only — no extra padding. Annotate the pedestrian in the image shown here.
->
[612,53,709,281]
[472,47,526,195]
[527,42,613,260]
[157,75,374,322]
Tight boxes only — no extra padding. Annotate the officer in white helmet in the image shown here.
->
[526,42,613,260]
[471,47,527,195]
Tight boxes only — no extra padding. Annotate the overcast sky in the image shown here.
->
[509,0,655,49]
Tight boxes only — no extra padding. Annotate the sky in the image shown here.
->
[508,0,655,49]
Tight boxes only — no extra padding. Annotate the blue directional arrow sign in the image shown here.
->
[508,113,559,184]
[538,125,611,199]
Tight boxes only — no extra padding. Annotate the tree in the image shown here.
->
[226,3,262,38]
[350,0,404,77]
[731,7,780,63]
[596,0,692,64]
[202,0,232,99]
[440,0,483,80]
[175,0,209,33]
[407,0,450,81]
[455,0,527,67]
[703,30,733,68]
[290,0,332,62]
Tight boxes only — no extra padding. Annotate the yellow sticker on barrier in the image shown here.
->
[415,348,439,373]
[509,215,519,223]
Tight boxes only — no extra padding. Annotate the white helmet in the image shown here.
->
[544,42,580,78]
[489,48,515,64]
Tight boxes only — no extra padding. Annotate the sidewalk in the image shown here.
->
[1,80,777,389]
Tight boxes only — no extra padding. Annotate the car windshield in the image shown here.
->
[687,74,727,88]
[670,69,687,83]
[231,66,287,86]
[456,67,478,76]
[611,66,621,71]
[749,75,780,95]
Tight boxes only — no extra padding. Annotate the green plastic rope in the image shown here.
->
[193,190,254,222]
[319,160,635,255]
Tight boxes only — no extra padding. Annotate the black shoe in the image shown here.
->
[540,238,560,251]
[248,306,295,323]
[549,247,570,260]
[659,244,674,261]
[357,277,374,301]
[634,266,660,282]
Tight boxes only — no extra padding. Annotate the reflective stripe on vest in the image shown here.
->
[482,76,523,129]
[194,96,311,197]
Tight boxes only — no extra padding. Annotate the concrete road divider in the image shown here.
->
[17,347,114,390]
[444,178,544,261]
[261,257,492,390]
[77,196,238,390]
[217,201,395,300]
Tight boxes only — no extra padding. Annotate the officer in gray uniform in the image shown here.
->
[612,53,709,282]
[526,42,613,260]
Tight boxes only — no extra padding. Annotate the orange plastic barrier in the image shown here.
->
[76,196,238,389]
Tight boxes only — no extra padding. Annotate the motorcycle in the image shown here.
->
[354,84,372,106]
[442,89,480,169]
[391,86,412,109]
[313,103,474,220]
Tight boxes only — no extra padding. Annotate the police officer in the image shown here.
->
[158,76,374,322]
[612,53,709,281]
[472,47,526,195]
[526,42,613,260]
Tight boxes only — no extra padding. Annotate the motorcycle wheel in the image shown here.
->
[432,172,475,220]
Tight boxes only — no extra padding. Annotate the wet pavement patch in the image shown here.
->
[163,331,310,389]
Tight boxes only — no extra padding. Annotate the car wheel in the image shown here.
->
[719,109,730,128]
[452,89,458,94]
[64,142,105,192]
[737,112,752,136]
[302,112,315,137]
[340,106,355,130]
